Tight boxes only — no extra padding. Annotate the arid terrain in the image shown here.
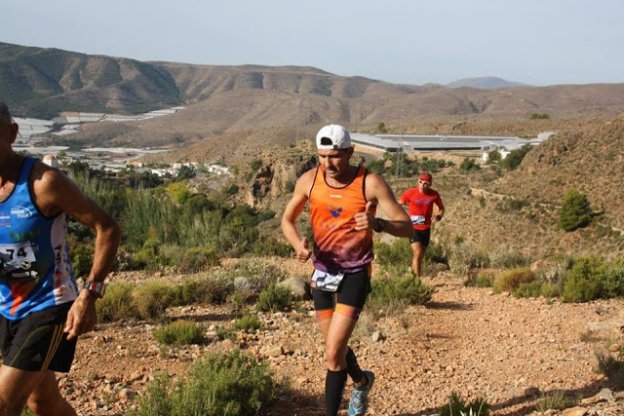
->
[60,260,624,416]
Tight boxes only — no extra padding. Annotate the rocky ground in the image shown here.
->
[61,271,624,416]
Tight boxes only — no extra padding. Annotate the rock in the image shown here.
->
[278,276,309,299]
[118,388,135,401]
[561,407,587,416]
[371,331,385,343]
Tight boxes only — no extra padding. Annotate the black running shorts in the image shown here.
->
[311,268,371,310]
[0,302,77,372]
[409,228,431,248]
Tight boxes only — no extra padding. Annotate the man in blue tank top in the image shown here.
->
[0,102,121,416]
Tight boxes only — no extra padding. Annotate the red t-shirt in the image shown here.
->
[399,187,444,230]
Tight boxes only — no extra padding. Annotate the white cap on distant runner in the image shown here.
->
[315,124,352,150]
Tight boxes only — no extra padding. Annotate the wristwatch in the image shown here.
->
[373,218,386,233]
[83,280,106,298]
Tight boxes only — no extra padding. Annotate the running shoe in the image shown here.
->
[347,370,375,416]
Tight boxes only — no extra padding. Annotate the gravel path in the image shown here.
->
[64,275,624,415]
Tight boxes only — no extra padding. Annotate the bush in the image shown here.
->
[232,315,262,332]
[513,281,543,298]
[449,242,490,276]
[370,274,433,312]
[175,276,233,305]
[376,239,412,269]
[130,350,276,416]
[465,270,495,288]
[251,237,293,257]
[96,283,137,322]
[489,244,527,268]
[558,189,593,231]
[176,247,220,273]
[439,392,490,416]
[460,158,480,172]
[530,113,550,119]
[596,351,624,389]
[535,391,578,412]
[493,268,535,293]
[502,144,532,170]
[561,257,606,302]
[133,281,178,320]
[153,320,205,345]
[256,283,292,312]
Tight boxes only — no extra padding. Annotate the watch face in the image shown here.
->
[85,281,106,297]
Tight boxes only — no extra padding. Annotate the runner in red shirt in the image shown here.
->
[399,172,445,276]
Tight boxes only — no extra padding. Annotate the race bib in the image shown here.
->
[311,269,344,292]
[0,242,39,280]
[410,215,426,225]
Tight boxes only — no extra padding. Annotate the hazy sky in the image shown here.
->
[3,0,623,86]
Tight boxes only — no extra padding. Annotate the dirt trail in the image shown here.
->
[65,274,624,415]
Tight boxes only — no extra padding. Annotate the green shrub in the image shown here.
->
[530,113,550,119]
[424,240,449,266]
[489,244,527,268]
[596,351,624,389]
[502,144,532,170]
[376,239,412,269]
[439,392,490,416]
[251,237,293,257]
[468,270,495,288]
[132,349,276,416]
[513,281,543,298]
[561,257,606,302]
[96,283,137,322]
[256,283,292,312]
[449,242,490,276]
[603,261,624,297]
[153,320,205,345]
[493,268,535,293]
[173,276,231,306]
[129,374,172,416]
[232,315,262,332]
[558,189,592,231]
[370,275,433,311]
[133,281,178,320]
[176,247,220,273]
[535,391,578,412]
[460,158,480,172]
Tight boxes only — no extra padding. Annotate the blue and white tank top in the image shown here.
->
[0,157,78,319]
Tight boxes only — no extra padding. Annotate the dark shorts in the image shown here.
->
[410,228,431,248]
[0,302,77,372]
[311,268,371,311]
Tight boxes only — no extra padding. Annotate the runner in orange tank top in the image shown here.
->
[282,124,412,416]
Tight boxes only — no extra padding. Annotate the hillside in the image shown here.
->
[3,42,624,149]
[491,117,624,231]
[0,43,180,118]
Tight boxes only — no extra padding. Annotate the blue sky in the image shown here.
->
[3,0,623,86]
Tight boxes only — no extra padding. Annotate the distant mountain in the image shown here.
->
[3,42,624,150]
[0,42,181,118]
[447,76,529,89]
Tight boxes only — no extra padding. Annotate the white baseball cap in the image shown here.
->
[315,124,352,150]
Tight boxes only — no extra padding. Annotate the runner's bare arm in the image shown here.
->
[32,164,121,339]
[364,173,412,237]
[281,169,314,262]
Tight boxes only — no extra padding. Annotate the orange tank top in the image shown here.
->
[309,165,374,273]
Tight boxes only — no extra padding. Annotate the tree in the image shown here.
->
[376,122,388,134]
[486,150,501,165]
[502,144,532,170]
[460,157,480,172]
[558,189,593,231]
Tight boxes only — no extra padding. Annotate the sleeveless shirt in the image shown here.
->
[309,165,374,273]
[0,157,78,319]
